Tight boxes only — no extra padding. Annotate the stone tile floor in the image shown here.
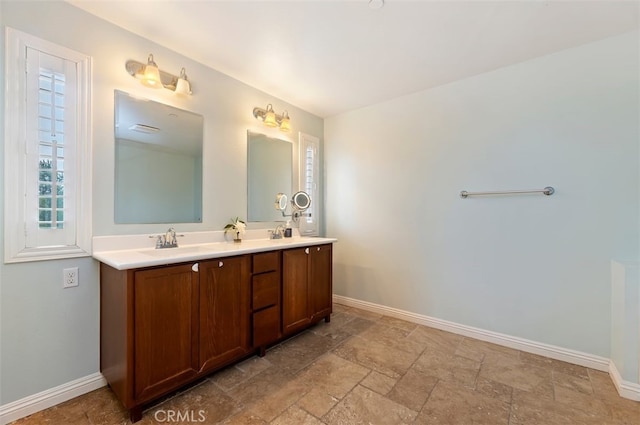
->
[12,304,640,424]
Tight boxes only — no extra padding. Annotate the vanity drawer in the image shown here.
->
[252,251,279,274]
[253,306,280,347]
[252,273,279,310]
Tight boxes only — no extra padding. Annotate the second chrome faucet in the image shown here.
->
[269,224,286,239]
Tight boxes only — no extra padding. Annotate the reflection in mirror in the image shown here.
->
[114,90,203,223]
[247,131,292,222]
[275,193,288,212]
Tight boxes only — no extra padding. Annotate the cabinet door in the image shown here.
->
[282,248,311,335]
[310,244,332,321]
[199,256,250,373]
[133,265,199,402]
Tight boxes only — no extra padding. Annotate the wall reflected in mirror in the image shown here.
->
[247,131,292,222]
[114,90,203,223]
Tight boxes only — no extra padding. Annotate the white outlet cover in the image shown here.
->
[63,267,79,288]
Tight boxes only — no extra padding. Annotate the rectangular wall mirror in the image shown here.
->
[247,131,292,222]
[114,90,203,223]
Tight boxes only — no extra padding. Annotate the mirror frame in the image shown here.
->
[292,191,311,211]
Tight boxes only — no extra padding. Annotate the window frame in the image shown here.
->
[4,27,92,263]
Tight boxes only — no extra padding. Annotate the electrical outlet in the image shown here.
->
[63,267,79,288]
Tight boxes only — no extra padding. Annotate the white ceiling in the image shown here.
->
[68,0,638,118]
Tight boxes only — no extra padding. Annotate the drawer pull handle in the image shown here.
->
[317,247,320,252]
[218,261,224,268]
[191,263,199,272]
[305,248,309,254]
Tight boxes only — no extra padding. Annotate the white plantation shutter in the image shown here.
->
[25,48,77,247]
[4,28,91,262]
[299,133,319,236]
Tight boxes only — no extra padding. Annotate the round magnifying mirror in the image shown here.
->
[291,191,311,211]
[274,193,288,212]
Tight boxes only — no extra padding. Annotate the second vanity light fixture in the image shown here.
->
[125,54,192,95]
[253,104,291,132]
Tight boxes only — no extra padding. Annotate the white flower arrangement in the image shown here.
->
[224,217,246,241]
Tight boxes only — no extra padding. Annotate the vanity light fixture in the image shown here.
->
[125,54,193,95]
[174,68,192,95]
[253,104,291,132]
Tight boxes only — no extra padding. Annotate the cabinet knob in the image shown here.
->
[305,248,309,254]
[191,263,199,272]
[218,261,224,268]
[317,247,320,252]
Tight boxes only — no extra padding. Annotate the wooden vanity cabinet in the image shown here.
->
[100,243,332,422]
[282,244,332,335]
[100,257,251,422]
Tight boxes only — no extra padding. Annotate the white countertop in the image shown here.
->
[93,231,337,270]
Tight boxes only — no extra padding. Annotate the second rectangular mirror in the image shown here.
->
[247,131,292,222]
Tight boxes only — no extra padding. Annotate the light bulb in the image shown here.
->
[141,54,162,88]
[175,68,191,95]
[263,104,278,127]
[279,111,291,132]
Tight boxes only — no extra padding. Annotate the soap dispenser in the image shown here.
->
[284,220,292,238]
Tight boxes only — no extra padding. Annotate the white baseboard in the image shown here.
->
[0,372,106,425]
[609,361,640,401]
[334,294,640,401]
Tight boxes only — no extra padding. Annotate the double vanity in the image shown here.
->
[104,90,328,421]
[94,233,336,422]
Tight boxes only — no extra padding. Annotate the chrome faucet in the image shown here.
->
[153,227,179,249]
[269,224,286,239]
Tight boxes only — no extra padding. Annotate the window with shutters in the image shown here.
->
[4,28,92,263]
[36,69,67,232]
[298,133,319,236]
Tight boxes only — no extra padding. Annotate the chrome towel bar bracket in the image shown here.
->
[460,186,555,199]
